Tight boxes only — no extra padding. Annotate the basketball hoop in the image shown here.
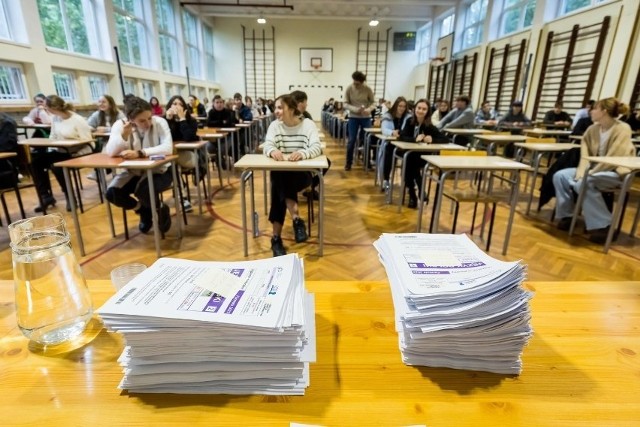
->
[430,56,445,66]
[312,64,321,71]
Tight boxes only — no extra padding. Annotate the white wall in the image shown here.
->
[212,18,422,118]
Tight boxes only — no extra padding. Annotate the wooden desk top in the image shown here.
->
[1,280,639,426]
[391,141,468,151]
[0,152,17,159]
[584,156,640,170]
[443,128,492,135]
[53,152,177,169]
[18,138,94,148]
[174,140,209,150]
[363,127,381,132]
[421,155,532,171]
[513,142,577,152]
[218,127,239,132]
[17,123,51,129]
[475,134,528,142]
[374,133,397,141]
[235,123,251,128]
[234,154,328,170]
[524,129,572,137]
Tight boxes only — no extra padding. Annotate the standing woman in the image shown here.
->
[398,99,449,208]
[379,96,411,190]
[31,95,93,212]
[105,96,174,234]
[262,94,322,257]
[87,94,125,131]
[150,96,164,116]
[552,97,635,243]
[165,95,200,212]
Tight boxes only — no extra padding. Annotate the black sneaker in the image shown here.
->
[557,217,572,231]
[271,235,286,257]
[159,204,171,233]
[588,226,617,244]
[34,195,56,213]
[137,207,152,233]
[293,217,308,243]
[344,164,351,171]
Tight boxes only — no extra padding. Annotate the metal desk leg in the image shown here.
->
[397,150,411,213]
[146,170,161,258]
[430,170,451,234]
[417,162,430,232]
[172,165,183,239]
[98,169,115,238]
[240,170,252,257]
[569,163,593,237]
[604,172,636,253]
[63,167,85,256]
[193,148,203,215]
[525,151,544,215]
[502,171,521,256]
[318,169,324,256]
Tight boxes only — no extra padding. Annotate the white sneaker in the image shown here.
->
[382,180,390,193]
[182,199,193,213]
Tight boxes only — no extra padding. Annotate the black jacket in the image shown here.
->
[398,120,449,143]
[207,108,237,128]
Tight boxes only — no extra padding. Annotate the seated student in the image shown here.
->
[187,94,206,118]
[498,100,532,128]
[475,100,499,127]
[150,96,164,116]
[379,96,411,191]
[245,96,262,118]
[165,95,200,213]
[233,93,253,122]
[398,99,449,209]
[322,98,335,112]
[105,96,174,234]
[22,93,52,138]
[437,95,475,147]
[572,99,595,129]
[553,97,635,243]
[0,112,19,190]
[262,94,322,257]
[620,108,640,132]
[571,116,593,137]
[31,95,93,212]
[430,100,450,127]
[543,102,572,128]
[206,95,237,128]
[87,95,125,131]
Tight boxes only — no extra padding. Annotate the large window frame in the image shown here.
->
[560,0,608,16]
[88,74,108,101]
[141,80,155,100]
[113,0,151,68]
[203,24,215,81]
[53,69,79,101]
[440,12,456,38]
[499,0,536,36]
[417,23,432,64]
[155,0,180,74]
[182,9,202,79]
[0,61,29,103]
[461,0,488,50]
[37,0,105,58]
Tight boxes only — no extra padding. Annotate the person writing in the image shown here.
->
[105,96,174,234]
[262,94,322,257]
[398,99,449,208]
[552,97,635,243]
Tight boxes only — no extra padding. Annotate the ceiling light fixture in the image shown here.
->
[257,16,266,24]
[369,17,379,27]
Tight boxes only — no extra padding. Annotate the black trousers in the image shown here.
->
[31,149,71,198]
[106,168,173,211]
[269,171,312,225]
[403,152,426,191]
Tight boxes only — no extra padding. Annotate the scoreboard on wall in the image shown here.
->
[393,32,416,51]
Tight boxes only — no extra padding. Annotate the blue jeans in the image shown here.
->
[346,117,371,166]
[553,168,621,230]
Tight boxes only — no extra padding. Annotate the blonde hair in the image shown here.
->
[596,97,629,118]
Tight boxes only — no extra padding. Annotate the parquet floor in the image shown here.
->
[1,130,639,283]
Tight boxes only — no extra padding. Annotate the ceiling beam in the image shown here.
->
[180,1,294,10]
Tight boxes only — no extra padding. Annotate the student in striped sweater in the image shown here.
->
[262,94,323,257]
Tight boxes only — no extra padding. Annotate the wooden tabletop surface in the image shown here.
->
[390,141,468,151]
[1,280,638,426]
[234,154,328,170]
[53,152,177,169]
[421,155,532,170]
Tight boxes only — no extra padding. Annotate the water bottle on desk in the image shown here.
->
[9,214,93,346]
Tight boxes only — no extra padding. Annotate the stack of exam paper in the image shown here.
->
[374,233,533,375]
[98,255,316,394]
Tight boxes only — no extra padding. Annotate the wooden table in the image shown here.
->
[16,123,51,138]
[418,155,532,255]
[234,154,329,257]
[442,127,492,146]
[474,134,528,155]
[524,128,572,141]
[197,130,229,185]
[513,142,577,214]
[362,127,381,171]
[374,133,397,188]
[569,156,640,253]
[389,141,467,209]
[1,279,639,426]
[54,153,182,257]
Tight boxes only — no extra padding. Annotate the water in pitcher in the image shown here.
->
[10,215,93,346]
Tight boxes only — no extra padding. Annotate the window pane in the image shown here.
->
[0,64,27,101]
[88,75,107,101]
[129,20,144,65]
[155,0,175,32]
[53,71,77,100]
[502,8,520,34]
[124,78,135,95]
[38,0,68,50]
[524,1,536,27]
[462,27,477,49]
[564,0,592,13]
[0,0,11,40]
[159,34,178,73]
[114,14,131,63]
[182,10,198,44]
[67,0,90,54]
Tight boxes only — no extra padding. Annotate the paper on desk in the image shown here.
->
[119,160,156,166]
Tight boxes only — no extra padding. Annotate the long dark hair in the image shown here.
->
[276,94,302,117]
[411,99,432,125]
[165,95,193,121]
[98,94,119,127]
[389,96,408,118]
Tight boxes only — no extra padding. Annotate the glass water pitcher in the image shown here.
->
[9,214,93,346]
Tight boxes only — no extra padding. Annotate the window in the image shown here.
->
[124,78,136,95]
[461,0,488,50]
[203,24,215,81]
[440,13,455,37]
[561,0,607,15]
[155,0,180,74]
[417,24,432,64]
[0,62,28,102]
[88,75,108,101]
[500,0,536,36]
[141,80,155,100]
[0,0,10,40]
[113,0,150,67]
[53,70,78,101]
[182,9,201,78]
[37,0,103,57]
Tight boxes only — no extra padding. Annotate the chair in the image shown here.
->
[437,150,503,251]
[0,157,26,225]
